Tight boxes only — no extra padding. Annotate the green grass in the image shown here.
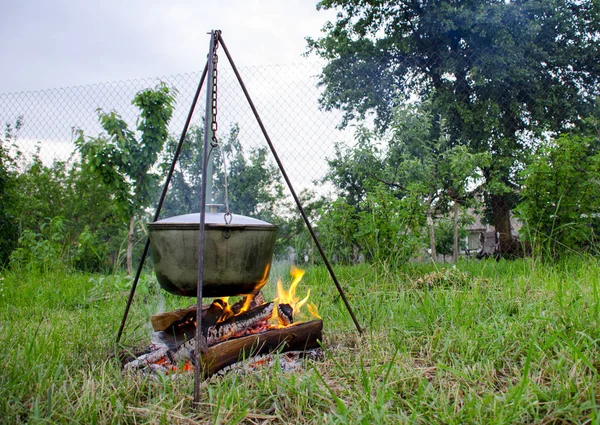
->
[1,257,599,424]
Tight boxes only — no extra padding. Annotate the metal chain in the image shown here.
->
[208,31,231,224]
[220,146,232,225]
[210,33,219,148]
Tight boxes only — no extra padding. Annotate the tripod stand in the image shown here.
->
[115,30,363,404]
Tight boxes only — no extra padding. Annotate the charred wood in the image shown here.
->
[201,319,323,377]
[151,304,209,332]
[207,302,274,345]
[124,320,323,376]
[231,291,265,315]
[124,347,169,371]
[277,303,293,326]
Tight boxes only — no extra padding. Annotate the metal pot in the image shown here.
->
[148,212,278,297]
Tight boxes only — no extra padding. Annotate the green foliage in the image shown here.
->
[389,102,490,209]
[275,189,328,262]
[9,217,70,272]
[1,119,115,271]
[160,125,204,217]
[434,218,468,259]
[316,198,362,263]
[321,101,488,263]
[0,118,22,266]
[161,123,285,222]
[316,184,424,264]
[309,0,600,251]
[356,185,424,263]
[76,83,175,273]
[213,125,285,222]
[76,83,176,219]
[310,0,599,135]
[517,133,600,258]
[9,152,121,272]
[325,126,385,208]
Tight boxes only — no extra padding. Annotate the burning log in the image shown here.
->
[151,305,206,332]
[126,268,324,376]
[277,303,293,326]
[170,338,195,364]
[200,319,323,377]
[231,291,265,314]
[203,299,229,332]
[124,319,323,376]
[207,302,274,345]
[123,347,170,371]
[150,291,266,333]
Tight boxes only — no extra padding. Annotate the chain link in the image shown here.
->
[210,32,220,148]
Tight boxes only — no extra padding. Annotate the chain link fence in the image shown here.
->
[2,51,597,265]
[0,60,349,194]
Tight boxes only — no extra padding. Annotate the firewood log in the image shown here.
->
[277,303,293,326]
[151,304,210,332]
[206,302,274,345]
[201,320,323,376]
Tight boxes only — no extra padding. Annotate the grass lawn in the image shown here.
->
[0,257,599,424]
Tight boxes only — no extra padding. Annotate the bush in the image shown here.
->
[0,120,21,267]
[517,134,600,258]
[9,217,71,272]
[316,185,424,265]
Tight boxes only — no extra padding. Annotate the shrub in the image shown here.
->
[517,134,600,258]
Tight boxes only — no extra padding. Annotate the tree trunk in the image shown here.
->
[427,208,437,260]
[491,194,516,256]
[453,201,459,263]
[127,215,134,275]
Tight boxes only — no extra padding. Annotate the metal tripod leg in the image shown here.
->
[219,35,363,335]
[116,61,209,344]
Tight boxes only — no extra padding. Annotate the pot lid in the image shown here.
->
[149,212,276,228]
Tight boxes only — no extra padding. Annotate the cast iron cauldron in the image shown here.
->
[148,213,278,297]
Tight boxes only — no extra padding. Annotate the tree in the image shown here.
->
[212,125,285,223]
[10,150,125,271]
[308,0,600,254]
[438,145,489,261]
[322,126,391,261]
[160,123,285,223]
[324,101,488,263]
[76,84,175,274]
[159,124,204,218]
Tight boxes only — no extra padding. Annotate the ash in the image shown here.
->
[216,348,324,376]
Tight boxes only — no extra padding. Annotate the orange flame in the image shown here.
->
[215,293,255,324]
[211,265,319,329]
[307,302,321,320]
[216,297,234,323]
[239,294,253,314]
[271,265,320,325]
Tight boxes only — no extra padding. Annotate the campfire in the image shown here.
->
[124,266,323,376]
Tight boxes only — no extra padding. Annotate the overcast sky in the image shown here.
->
[0,0,337,93]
